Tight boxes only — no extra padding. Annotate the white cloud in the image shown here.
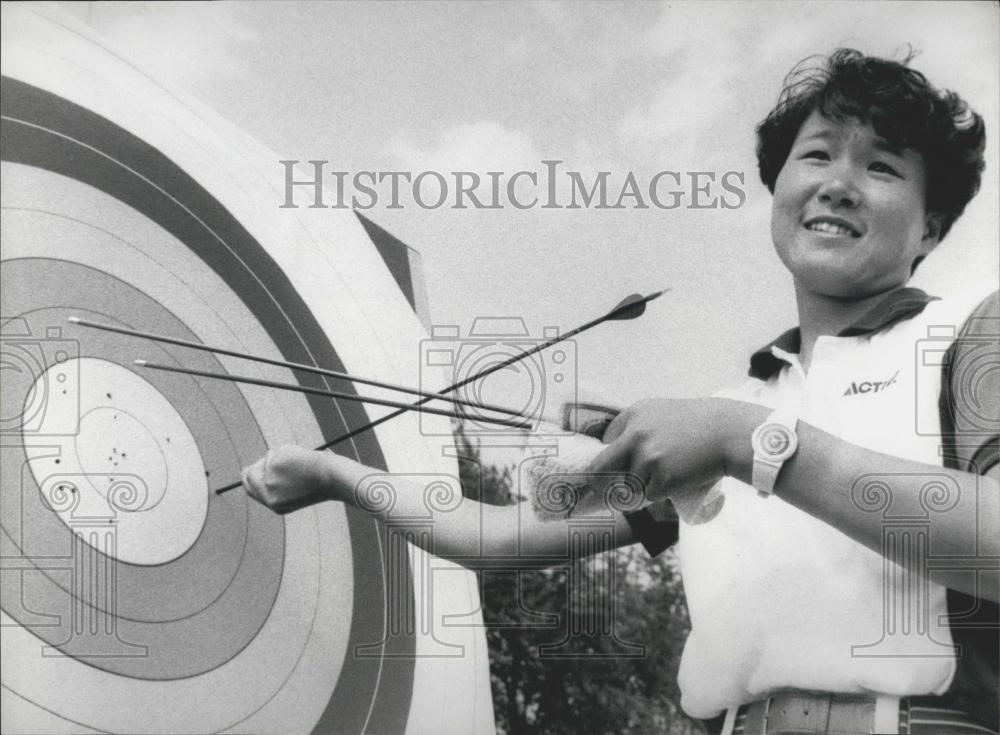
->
[530,1,571,35]
[616,3,751,163]
[505,35,530,61]
[77,1,259,89]
[386,121,540,173]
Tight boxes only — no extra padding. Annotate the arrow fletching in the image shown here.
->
[606,289,668,321]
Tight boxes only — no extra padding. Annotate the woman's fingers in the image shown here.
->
[587,435,633,476]
[241,454,268,501]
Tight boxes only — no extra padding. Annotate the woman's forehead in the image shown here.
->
[796,111,876,142]
[794,110,916,158]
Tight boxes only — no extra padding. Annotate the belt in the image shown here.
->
[712,691,997,735]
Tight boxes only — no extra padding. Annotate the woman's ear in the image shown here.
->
[921,213,943,250]
[912,213,944,275]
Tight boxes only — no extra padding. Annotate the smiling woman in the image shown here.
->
[752,49,988,370]
[236,44,999,735]
[4,4,996,735]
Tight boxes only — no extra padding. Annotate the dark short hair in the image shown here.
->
[756,48,985,240]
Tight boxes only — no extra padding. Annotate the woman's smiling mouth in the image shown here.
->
[804,216,863,237]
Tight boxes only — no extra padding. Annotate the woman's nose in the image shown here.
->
[816,170,861,208]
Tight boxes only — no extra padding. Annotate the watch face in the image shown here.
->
[753,422,798,461]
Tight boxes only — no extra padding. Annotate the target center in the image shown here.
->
[75,407,169,508]
[25,357,208,565]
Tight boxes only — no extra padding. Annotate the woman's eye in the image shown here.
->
[801,150,829,160]
[870,161,901,176]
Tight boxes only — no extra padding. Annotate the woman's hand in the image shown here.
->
[588,398,731,502]
[242,444,340,514]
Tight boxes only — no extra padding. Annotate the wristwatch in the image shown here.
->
[750,409,799,498]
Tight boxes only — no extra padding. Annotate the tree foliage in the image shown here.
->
[453,425,706,735]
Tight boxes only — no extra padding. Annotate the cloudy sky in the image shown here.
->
[58,1,999,407]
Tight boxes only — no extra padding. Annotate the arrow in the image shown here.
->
[215,288,669,494]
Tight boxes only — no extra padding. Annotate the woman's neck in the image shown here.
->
[794,283,901,372]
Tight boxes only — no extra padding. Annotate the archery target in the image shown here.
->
[1,6,492,734]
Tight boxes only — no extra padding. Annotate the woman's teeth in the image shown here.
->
[808,221,858,236]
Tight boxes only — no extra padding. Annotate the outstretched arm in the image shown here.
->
[241,445,640,568]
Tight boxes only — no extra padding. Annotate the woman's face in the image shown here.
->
[770,109,940,300]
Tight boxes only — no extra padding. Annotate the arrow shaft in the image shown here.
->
[70,317,520,417]
[138,361,530,427]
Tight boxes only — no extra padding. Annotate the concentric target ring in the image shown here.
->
[1,75,417,733]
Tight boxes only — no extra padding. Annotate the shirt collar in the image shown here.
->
[748,287,939,380]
